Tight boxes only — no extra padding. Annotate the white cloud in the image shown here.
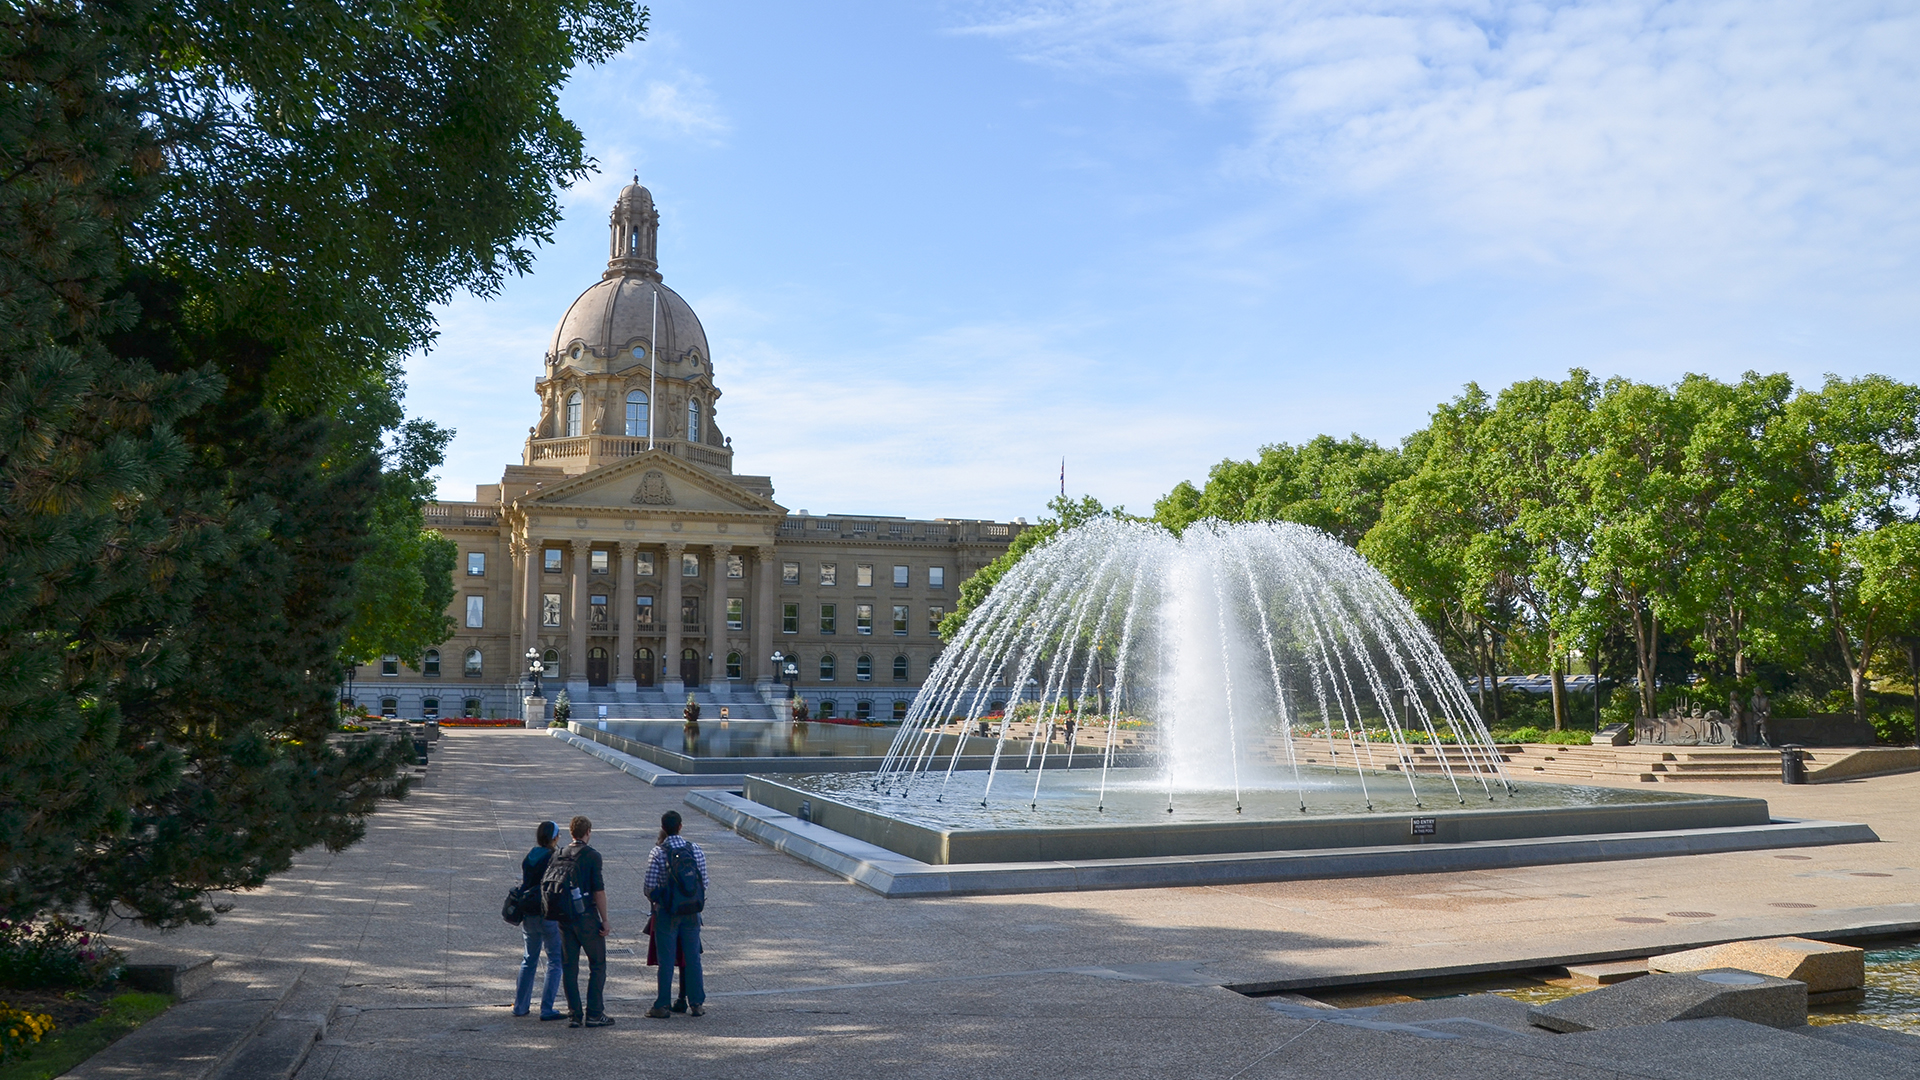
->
[961,0,1920,301]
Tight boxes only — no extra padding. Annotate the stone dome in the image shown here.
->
[545,179,711,373]
[547,275,709,373]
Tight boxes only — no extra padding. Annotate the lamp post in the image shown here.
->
[771,650,800,713]
[525,647,544,699]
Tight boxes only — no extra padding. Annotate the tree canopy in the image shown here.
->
[0,0,646,926]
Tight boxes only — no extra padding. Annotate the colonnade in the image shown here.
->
[511,535,777,695]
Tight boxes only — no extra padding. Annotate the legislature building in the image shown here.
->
[348,181,1024,720]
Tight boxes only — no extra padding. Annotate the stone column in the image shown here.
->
[567,537,591,694]
[709,544,732,691]
[521,536,543,665]
[509,536,528,666]
[663,541,685,696]
[615,540,638,693]
[754,546,777,691]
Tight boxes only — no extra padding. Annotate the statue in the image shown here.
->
[1729,691,1750,744]
[1751,688,1772,747]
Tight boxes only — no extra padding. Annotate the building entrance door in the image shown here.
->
[587,647,609,687]
[680,648,701,687]
[636,648,654,687]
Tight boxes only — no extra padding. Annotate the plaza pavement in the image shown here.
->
[110,730,1920,1079]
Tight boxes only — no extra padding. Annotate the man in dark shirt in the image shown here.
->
[557,815,612,1027]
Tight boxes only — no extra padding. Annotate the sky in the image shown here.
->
[409,0,1920,522]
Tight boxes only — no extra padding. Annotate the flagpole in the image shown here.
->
[648,288,658,450]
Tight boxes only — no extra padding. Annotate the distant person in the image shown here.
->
[644,810,709,1019]
[543,815,612,1027]
[513,821,565,1020]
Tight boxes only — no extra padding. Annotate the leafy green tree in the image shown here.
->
[1154,434,1409,546]
[0,0,646,926]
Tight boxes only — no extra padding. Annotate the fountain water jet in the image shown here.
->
[874,518,1515,813]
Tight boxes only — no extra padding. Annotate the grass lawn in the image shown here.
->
[0,992,171,1080]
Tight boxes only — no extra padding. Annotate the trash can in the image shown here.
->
[1780,745,1806,785]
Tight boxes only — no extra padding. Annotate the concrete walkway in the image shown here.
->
[110,731,1920,1078]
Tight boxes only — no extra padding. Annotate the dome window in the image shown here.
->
[569,344,582,361]
[631,344,646,361]
[687,396,701,443]
[566,392,582,438]
[626,390,648,438]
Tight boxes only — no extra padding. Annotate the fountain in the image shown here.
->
[704,520,1864,892]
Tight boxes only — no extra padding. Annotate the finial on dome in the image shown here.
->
[606,180,660,280]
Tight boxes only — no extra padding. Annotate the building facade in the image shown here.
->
[348,181,1022,720]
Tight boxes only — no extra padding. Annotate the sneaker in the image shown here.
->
[671,997,687,1013]
[568,1015,583,1028]
[585,1015,615,1028]
[511,1009,530,1017]
[645,1007,672,1019]
[539,1012,566,1021]
[689,1004,705,1017]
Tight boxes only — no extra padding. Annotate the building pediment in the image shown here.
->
[518,450,783,517]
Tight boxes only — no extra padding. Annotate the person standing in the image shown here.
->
[548,815,613,1028]
[644,810,709,1019]
[513,821,565,1020]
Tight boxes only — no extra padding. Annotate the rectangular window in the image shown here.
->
[782,602,799,634]
[542,593,561,627]
[929,566,945,589]
[589,594,608,630]
[856,564,873,587]
[681,597,700,629]
[819,603,836,634]
[637,551,655,576]
[544,548,563,574]
[588,549,607,574]
[465,595,484,628]
[466,551,485,576]
[726,597,744,631]
[782,561,799,584]
[892,605,909,635]
[380,655,399,677]
[893,564,909,588]
[929,605,945,637]
[727,554,745,579]
[635,595,654,626]
[819,563,837,586]
[682,553,700,577]
[855,604,873,635]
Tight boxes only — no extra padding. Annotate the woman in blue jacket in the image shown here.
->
[514,820,566,1019]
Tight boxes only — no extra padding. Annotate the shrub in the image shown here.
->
[0,918,123,990]
[0,1002,55,1063]
[1873,712,1916,746]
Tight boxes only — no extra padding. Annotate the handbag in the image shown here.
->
[502,883,534,925]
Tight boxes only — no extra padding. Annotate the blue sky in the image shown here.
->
[411,0,1920,521]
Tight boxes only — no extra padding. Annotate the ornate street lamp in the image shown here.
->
[525,647,545,699]
[772,650,800,710]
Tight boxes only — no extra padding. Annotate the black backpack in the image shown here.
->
[657,842,705,917]
[540,843,589,922]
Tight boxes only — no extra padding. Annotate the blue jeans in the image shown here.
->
[653,914,704,1010]
[515,918,562,1016]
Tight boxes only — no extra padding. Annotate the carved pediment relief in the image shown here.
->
[632,470,673,505]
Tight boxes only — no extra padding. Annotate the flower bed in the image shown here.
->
[435,717,523,728]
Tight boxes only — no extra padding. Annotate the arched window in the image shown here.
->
[464,648,483,677]
[626,390,648,437]
[726,652,741,680]
[856,655,872,681]
[565,391,582,437]
[686,396,701,443]
[380,697,399,718]
[892,655,908,682]
[893,700,909,720]
[819,654,836,682]
[819,700,837,719]
[856,700,872,721]
[422,697,440,719]
[423,649,440,677]
[542,648,559,664]
[463,698,483,717]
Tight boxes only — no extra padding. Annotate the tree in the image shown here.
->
[1155,434,1408,546]
[0,0,647,926]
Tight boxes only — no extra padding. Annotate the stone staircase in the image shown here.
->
[1389,743,1843,783]
[565,684,777,720]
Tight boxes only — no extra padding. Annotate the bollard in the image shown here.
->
[1780,745,1806,785]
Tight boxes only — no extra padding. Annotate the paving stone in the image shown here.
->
[1527,968,1807,1032]
[1535,1017,1920,1080]
[1349,993,1545,1037]
[1648,935,1865,993]
[1558,959,1647,985]
[1797,1022,1920,1064]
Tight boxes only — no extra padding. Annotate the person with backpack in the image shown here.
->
[512,821,566,1020]
[543,815,612,1028]
[643,810,709,1019]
